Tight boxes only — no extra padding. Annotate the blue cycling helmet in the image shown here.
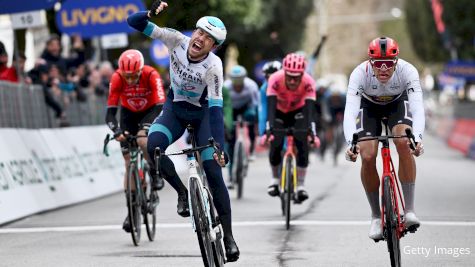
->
[229,65,247,79]
[196,16,227,45]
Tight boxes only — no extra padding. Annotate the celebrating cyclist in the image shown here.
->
[259,60,282,136]
[344,37,425,240]
[127,1,239,261]
[262,53,319,203]
[105,49,166,233]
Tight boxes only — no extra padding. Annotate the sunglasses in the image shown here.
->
[370,59,397,70]
[121,72,141,80]
[285,74,303,82]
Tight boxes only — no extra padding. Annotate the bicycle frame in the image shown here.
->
[280,135,297,194]
[232,116,249,178]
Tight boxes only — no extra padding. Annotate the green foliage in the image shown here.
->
[404,0,448,63]
[442,0,475,60]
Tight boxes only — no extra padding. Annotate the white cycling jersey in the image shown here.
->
[143,25,223,108]
[343,58,425,143]
[224,77,260,110]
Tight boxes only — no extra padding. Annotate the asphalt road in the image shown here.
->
[1,134,474,267]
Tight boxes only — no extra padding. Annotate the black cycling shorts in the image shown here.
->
[119,105,161,154]
[356,92,412,139]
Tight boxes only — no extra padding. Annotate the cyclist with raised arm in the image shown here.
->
[259,60,282,136]
[344,37,425,240]
[127,1,239,261]
[262,53,320,203]
[105,49,166,233]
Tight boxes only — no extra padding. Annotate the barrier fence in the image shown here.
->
[0,81,106,129]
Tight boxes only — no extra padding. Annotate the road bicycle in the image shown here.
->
[268,128,311,230]
[154,125,226,267]
[103,133,158,246]
[350,123,418,267]
[230,115,249,199]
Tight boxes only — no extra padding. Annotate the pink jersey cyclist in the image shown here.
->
[263,53,319,204]
[266,69,316,112]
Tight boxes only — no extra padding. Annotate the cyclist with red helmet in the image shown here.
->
[344,37,425,240]
[262,53,320,203]
[106,49,166,232]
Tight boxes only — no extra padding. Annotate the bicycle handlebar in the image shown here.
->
[102,133,148,157]
[350,128,417,154]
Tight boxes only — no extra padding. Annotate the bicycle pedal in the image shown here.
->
[406,225,419,233]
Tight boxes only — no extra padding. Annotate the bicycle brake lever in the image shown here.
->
[351,133,359,154]
[154,147,161,174]
[103,134,111,156]
[405,128,416,151]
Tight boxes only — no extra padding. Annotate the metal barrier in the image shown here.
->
[0,81,106,128]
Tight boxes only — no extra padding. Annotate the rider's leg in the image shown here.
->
[244,107,257,156]
[197,109,239,261]
[268,122,285,196]
[294,114,310,202]
[147,110,189,216]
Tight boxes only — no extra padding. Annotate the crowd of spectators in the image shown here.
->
[0,36,115,127]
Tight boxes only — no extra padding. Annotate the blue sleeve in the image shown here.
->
[258,82,268,135]
[127,11,149,32]
[209,106,225,149]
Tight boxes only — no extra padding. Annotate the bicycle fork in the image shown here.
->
[187,156,219,242]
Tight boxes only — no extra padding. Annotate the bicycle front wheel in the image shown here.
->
[284,156,293,230]
[236,142,244,199]
[190,177,214,267]
[144,171,157,241]
[384,176,401,267]
[127,163,141,246]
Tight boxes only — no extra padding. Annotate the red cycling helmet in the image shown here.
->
[368,37,399,59]
[283,53,307,76]
[118,49,144,73]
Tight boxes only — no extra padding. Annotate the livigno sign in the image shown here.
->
[55,0,145,38]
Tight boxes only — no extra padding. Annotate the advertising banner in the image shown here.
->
[55,0,145,38]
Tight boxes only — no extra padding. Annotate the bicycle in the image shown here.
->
[103,133,158,246]
[267,128,311,230]
[154,125,226,267]
[350,123,418,267]
[230,115,249,199]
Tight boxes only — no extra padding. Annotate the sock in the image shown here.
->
[271,165,280,179]
[366,191,381,218]
[401,182,415,212]
[297,167,307,187]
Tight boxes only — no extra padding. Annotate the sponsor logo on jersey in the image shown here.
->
[127,98,147,111]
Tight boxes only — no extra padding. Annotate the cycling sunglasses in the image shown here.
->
[121,71,141,81]
[370,59,397,70]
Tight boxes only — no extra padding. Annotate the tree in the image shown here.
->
[442,0,475,60]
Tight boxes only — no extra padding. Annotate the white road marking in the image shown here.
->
[1,220,475,234]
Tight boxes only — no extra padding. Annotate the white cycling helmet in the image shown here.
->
[229,65,247,78]
[196,16,227,45]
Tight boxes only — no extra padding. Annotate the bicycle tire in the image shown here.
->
[127,163,141,246]
[205,188,226,267]
[144,170,157,241]
[190,177,214,267]
[236,142,244,199]
[284,156,293,230]
[384,176,401,267]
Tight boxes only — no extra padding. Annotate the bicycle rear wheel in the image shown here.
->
[127,164,141,246]
[284,156,293,230]
[235,142,244,199]
[384,176,401,267]
[190,177,214,267]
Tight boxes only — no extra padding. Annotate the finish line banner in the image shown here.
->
[55,0,145,38]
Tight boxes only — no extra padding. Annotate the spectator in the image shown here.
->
[0,41,17,82]
[41,34,85,77]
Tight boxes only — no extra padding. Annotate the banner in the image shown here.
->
[443,61,475,82]
[0,0,58,15]
[55,0,145,38]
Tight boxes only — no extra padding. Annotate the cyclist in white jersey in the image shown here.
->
[127,0,239,261]
[344,37,425,241]
[224,65,259,163]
